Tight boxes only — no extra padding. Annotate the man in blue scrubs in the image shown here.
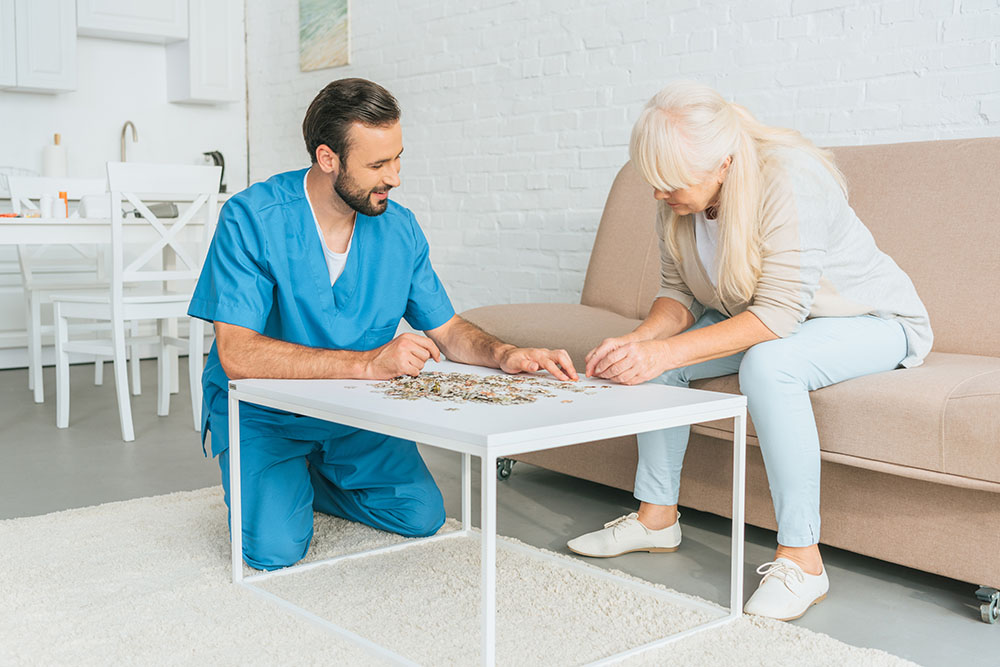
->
[189,78,577,571]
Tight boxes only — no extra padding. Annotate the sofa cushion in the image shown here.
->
[462,303,1000,485]
[694,352,1000,484]
[830,139,1000,358]
[578,162,661,321]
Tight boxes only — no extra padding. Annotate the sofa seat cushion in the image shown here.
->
[461,303,640,371]
[694,352,1000,484]
[462,304,1000,484]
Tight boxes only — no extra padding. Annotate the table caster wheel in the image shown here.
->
[497,458,515,481]
[976,587,999,624]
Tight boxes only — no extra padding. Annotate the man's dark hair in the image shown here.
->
[302,78,401,164]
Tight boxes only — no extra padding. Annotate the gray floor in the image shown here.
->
[2,359,996,666]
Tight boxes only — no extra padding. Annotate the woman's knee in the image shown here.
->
[738,340,799,394]
[651,366,689,388]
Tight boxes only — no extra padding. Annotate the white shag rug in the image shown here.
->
[0,487,917,666]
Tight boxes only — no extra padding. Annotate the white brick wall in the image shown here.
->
[246,0,1000,314]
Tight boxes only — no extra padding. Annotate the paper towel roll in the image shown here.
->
[42,133,67,178]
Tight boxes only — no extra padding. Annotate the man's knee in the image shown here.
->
[232,487,314,570]
[369,478,446,538]
[219,443,316,571]
[392,485,446,537]
[242,524,312,570]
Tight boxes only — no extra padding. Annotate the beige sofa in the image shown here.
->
[462,138,1000,621]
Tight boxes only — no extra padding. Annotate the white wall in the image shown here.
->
[0,35,247,191]
[246,0,1000,314]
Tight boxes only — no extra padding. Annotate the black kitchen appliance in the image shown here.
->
[203,151,226,193]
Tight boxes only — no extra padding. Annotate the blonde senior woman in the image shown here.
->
[568,82,932,621]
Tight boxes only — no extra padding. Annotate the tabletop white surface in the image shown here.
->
[0,217,208,245]
[230,359,746,452]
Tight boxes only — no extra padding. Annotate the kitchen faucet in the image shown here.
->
[120,121,138,162]
[118,120,175,218]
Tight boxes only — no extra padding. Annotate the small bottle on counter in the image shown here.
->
[54,191,68,219]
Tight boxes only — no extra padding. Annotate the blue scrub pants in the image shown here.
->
[218,426,446,571]
[634,310,907,547]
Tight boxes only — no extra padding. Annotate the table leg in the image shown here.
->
[229,390,243,584]
[462,453,471,532]
[168,317,179,394]
[730,410,747,618]
[162,246,180,394]
[481,454,497,666]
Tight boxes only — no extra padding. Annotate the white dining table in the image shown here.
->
[0,216,207,245]
[0,187,231,244]
[0,217,112,244]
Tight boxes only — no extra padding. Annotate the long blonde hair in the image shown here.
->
[629,81,846,304]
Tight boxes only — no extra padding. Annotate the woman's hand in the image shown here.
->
[589,339,678,385]
[585,333,646,378]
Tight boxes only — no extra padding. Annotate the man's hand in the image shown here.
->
[365,333,442,380]
[589,339,676,386]
[499,347,579,381]
[426,316,579,380]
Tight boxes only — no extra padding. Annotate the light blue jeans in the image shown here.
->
[634,310,908,547]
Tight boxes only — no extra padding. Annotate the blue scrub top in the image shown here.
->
[188,168,455,456]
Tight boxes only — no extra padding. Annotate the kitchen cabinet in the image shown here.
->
[0,0,76,93]
[76,0,187,43]
[166,0,243,104]
[0,0,16,87]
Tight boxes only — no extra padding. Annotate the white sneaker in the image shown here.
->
[743,558,829,621]
[566,512,681,558]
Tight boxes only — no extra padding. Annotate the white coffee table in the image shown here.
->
[227,359,747,666]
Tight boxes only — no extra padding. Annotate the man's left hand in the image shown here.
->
[499,347,579,381]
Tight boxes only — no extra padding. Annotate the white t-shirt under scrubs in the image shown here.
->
[304,172,354,286]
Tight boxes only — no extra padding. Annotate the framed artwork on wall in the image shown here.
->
[299,0,350,71]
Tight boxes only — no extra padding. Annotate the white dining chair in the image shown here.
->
[52,162,221,442]
[7,176,144,403]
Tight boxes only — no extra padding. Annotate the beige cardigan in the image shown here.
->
[655,148,933,368]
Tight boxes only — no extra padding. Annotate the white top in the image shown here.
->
[654,147,932,367]
[694,210,718,287]
[303,172,354,286]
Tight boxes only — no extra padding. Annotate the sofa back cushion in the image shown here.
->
[580,162,660,320]
[582,138,1000,356]
[831,138,1000,357]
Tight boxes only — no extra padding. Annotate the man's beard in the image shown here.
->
[334,168,390,217]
